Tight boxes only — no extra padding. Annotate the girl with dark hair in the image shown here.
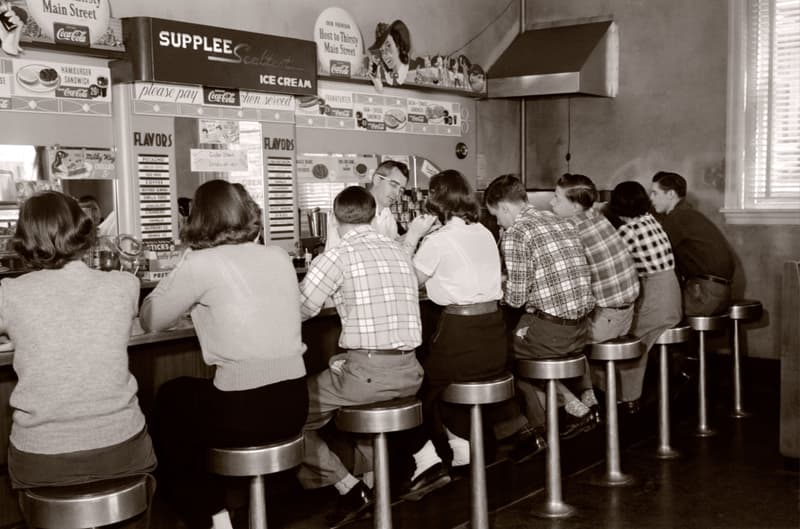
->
[602,181,682,411]
[399,170,507,493]
[140,180,307,528]
[2,191,156,491]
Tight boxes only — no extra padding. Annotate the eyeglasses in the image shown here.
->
[375,173,406,193]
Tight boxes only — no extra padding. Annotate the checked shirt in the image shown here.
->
[300,224,422,351]
[616,213,675,277]
[500,205,594,320]
[569,208,640,308]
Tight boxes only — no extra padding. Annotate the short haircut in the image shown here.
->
[606,181,652,224]
[556,173,598,210]
[652,171,687,198]
[484,174,528,208]
[426,169,479,224]
[334,186,376,225]
[13,191,94,270]
[375,160,409,182]
[181,180,262,249]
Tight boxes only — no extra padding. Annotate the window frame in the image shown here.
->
[722,0,800,225]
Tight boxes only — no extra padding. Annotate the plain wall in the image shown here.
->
[522,0,800,359]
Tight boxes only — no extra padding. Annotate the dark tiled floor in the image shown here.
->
[471,375,799,529]
[141,356,798,529]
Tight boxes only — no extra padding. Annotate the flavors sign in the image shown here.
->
[124,17,317,96]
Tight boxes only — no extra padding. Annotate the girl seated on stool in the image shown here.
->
[141,180,308,529]
[2,192,156,504]
[400,170,509,497]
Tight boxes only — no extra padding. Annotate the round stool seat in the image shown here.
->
[336,397,422,434]
[590,335,642,361]
[441,373,514,405]
[655,324,691,345]
[517,353,586,380]
[208,434,304,477]
[20,475,150,529]
[729,300,763,320]
[686,314,729,332]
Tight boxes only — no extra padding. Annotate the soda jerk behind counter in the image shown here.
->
[120,17,317,96]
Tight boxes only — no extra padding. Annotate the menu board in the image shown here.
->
[295,89,461,137]
[137,154,173,242]
[0,57,110,115]
[266,157,295,241]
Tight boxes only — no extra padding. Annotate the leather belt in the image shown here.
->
[352,349,415,356]
[693,274,732,286]
[600,304,633,311]
[443,301,499,316]
[530,308,585,326]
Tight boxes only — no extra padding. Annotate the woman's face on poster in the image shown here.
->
[380,34,400,71]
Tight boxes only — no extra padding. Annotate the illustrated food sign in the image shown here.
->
[0,0,124,54]
[48,146,115,179]
[122,17,317,96]
[313,7,364,78]
[11,58,109,99]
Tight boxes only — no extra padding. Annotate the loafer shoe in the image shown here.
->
[325,480,373,528]
[560,411,598,440]
[619,399,641,415]
[401,462,451,501]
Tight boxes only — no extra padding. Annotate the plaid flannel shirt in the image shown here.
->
[501,205,594,320]
[570,209,640,308]
[300,225,421,350]
[617,214,675,277]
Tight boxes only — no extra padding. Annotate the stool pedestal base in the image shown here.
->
[656,446,681,459]
[532,501,576,519]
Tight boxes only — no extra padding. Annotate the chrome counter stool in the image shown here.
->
[654,325,691,458]
[336,397,423,529]
[441,373,515,529]
[517,353,585,518]
[208,434,304,529]
[590,336,642,486]
[19,474,152,529]
[729,300,763,418]
[686,314,729,437]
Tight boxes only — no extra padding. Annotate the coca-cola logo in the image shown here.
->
[56,87,90,99]
[53,23,90,47]
[329,60,351,77]
[203,87,240,106]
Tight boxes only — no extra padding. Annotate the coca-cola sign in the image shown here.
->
[203,87,240,107]
[329,60,351,78]
[54,23,91,47]
[56,86,91,99]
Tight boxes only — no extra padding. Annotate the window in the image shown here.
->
[724,0,800,224]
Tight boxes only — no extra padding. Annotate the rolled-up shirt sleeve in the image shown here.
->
[500,228,530,309]
[140,253,199,332]
[299,251,344,321]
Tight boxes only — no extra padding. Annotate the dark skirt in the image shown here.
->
[8,426,157,489]
[153,375,308,529]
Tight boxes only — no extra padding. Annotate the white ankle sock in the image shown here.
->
[411,440,442,481]
[565,399,590,417]
[211,509,233,529]
[360,471,374,489]
[334,473,359,495]
[448,438,470,467]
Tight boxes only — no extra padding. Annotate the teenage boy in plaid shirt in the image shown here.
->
[297,186,424,528]
[485,174,596,439]
[550,173,641,417]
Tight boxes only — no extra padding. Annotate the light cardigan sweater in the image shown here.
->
[140,243,306,391]
[1,261,146,454]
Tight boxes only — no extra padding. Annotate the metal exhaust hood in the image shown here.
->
[488,19,618,98]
